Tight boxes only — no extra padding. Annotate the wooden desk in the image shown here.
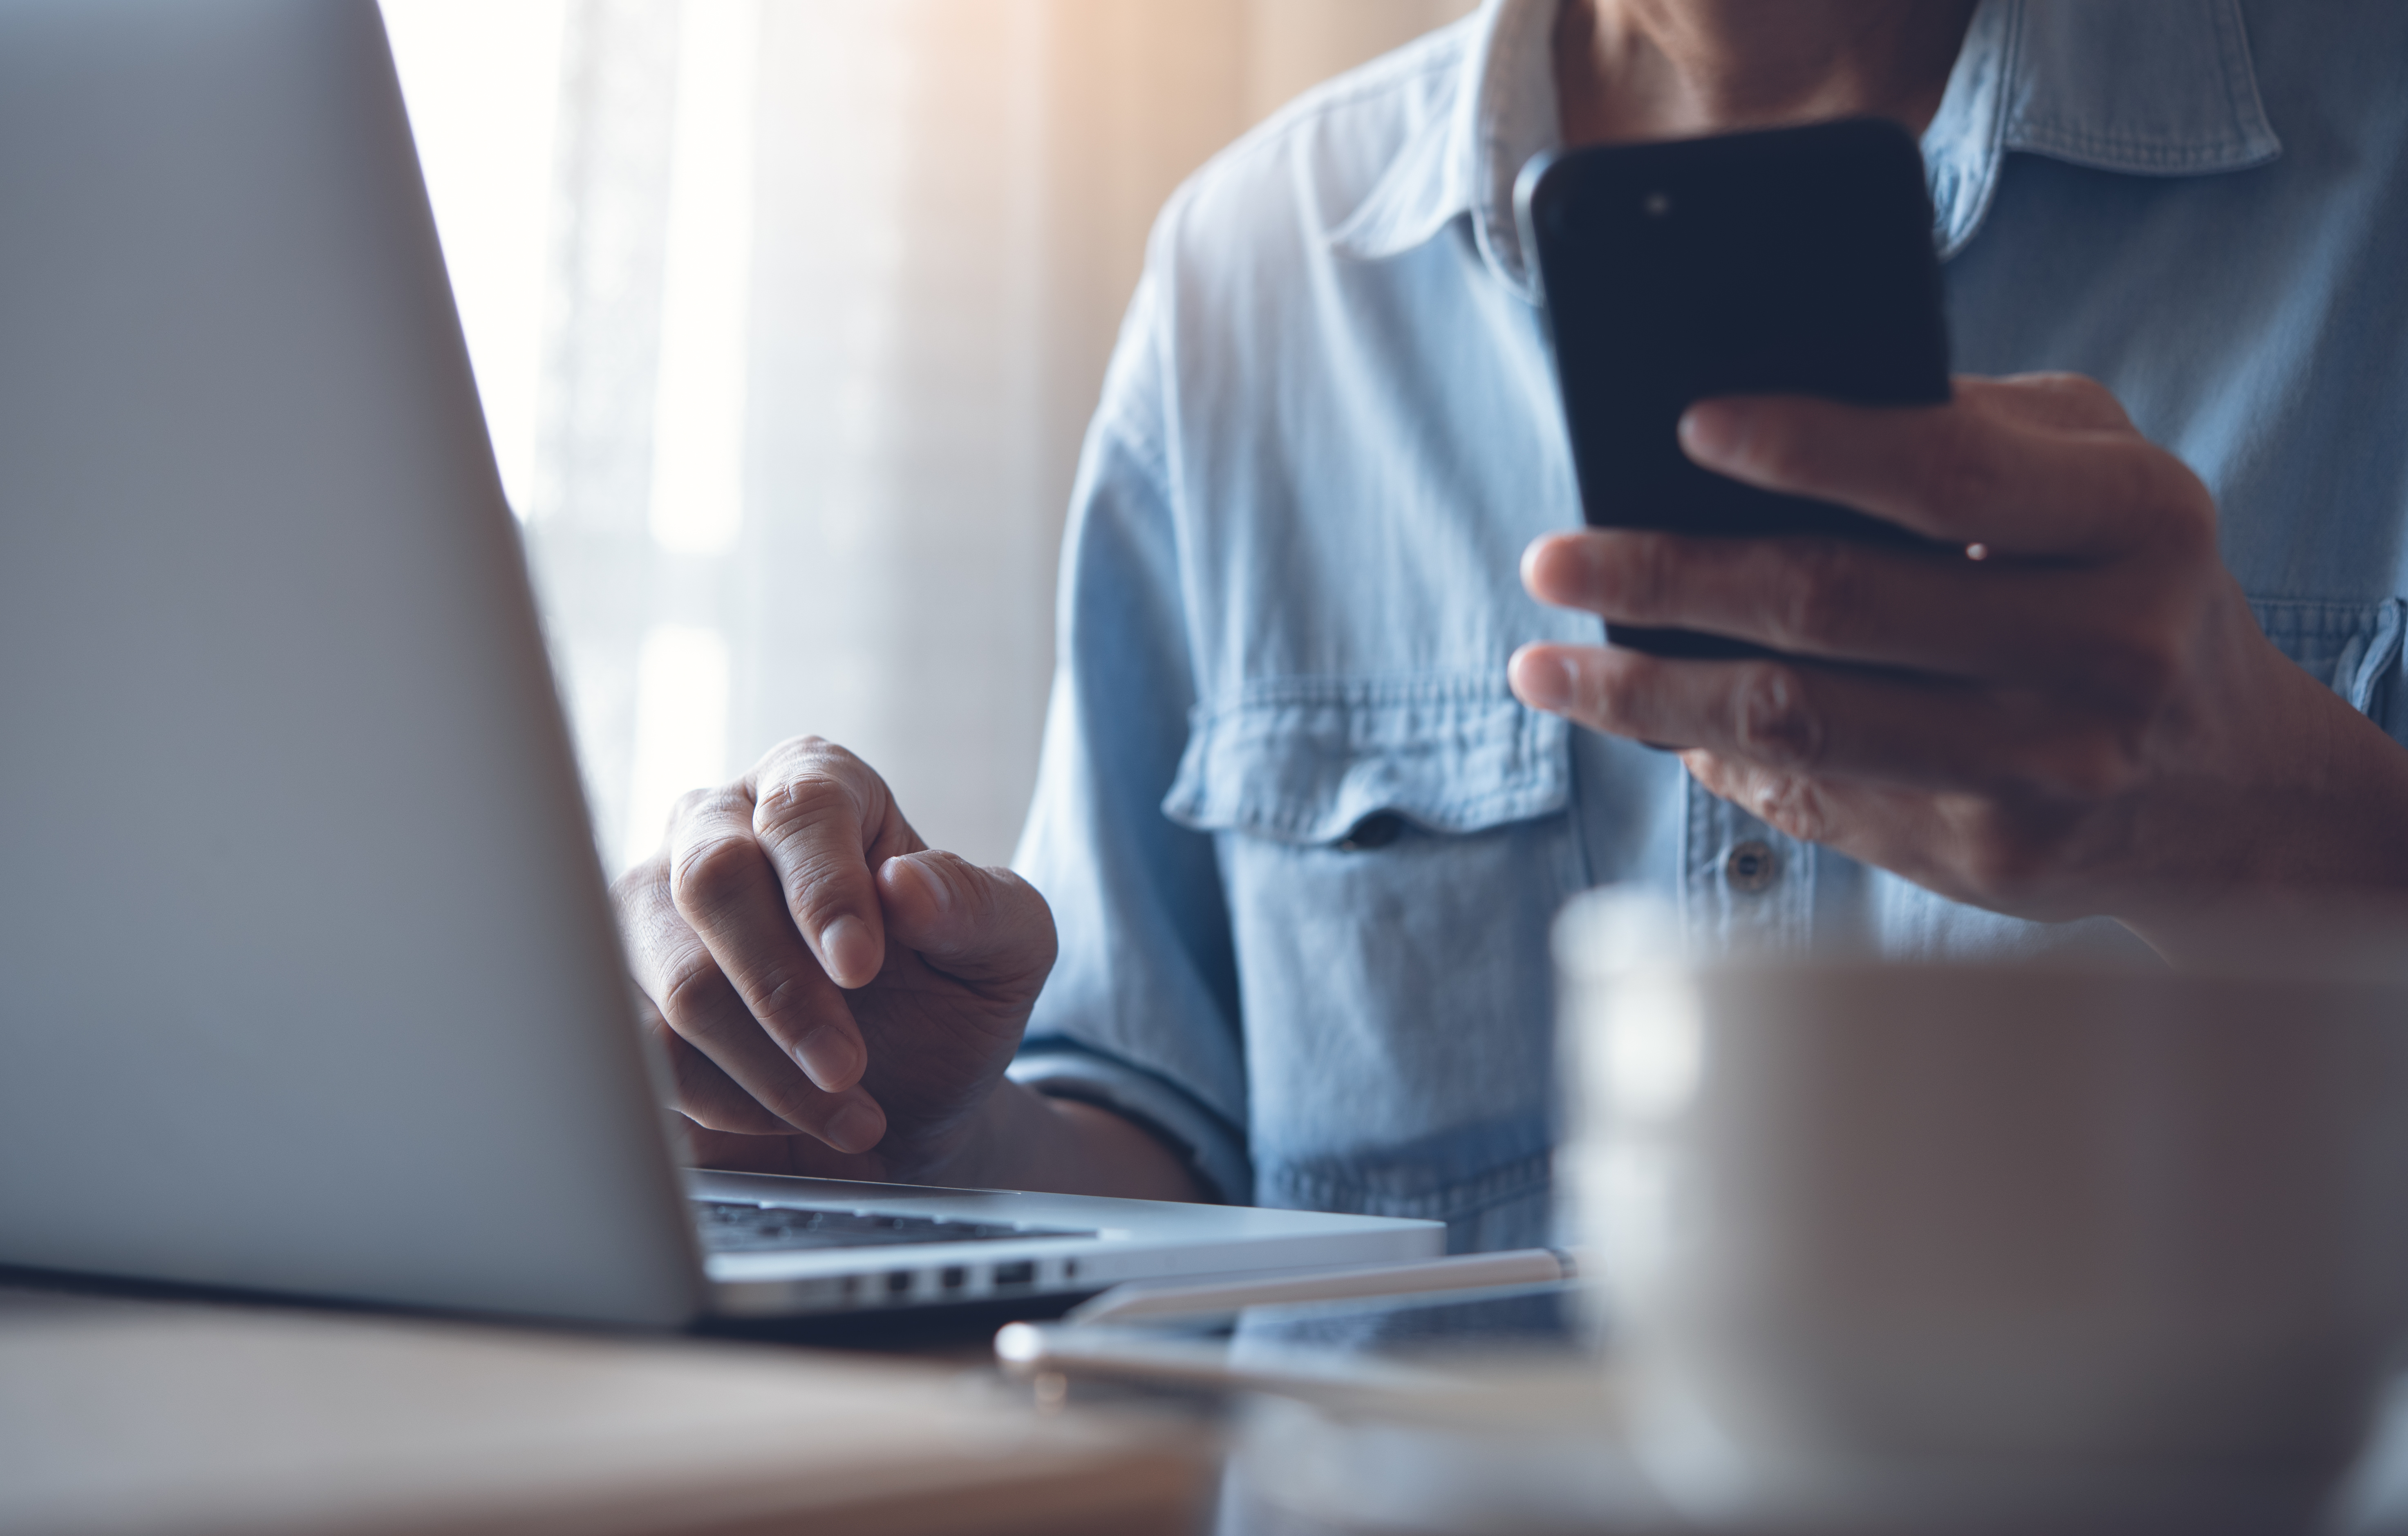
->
[0,1285,1208,1536]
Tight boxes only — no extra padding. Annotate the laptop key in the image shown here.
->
[693,1199,1093,1254]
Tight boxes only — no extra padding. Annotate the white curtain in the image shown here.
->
[386,0,1478,871]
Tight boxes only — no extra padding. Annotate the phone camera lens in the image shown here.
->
[1643,191,1671,217]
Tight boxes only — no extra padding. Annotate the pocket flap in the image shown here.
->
[1162,676,1571,845]
[2253,598,2408,713]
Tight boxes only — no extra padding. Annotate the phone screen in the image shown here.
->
[1517,117,1952,658]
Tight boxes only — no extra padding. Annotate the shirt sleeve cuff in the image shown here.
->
[1007,1046,1251,1205]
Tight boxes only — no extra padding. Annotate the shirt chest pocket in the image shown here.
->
[2253,598,2406,724]
[1159,676,1580,1212]
[1162,677,1573,848]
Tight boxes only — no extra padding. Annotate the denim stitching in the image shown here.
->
[1261,1149,1553,1221]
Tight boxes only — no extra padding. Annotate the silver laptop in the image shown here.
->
[0,0,1440,1328]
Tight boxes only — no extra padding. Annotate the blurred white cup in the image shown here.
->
[1556,889,2408,1535]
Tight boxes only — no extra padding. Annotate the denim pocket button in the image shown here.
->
[1725,838,1779,893]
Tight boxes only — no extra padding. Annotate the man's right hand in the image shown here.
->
[610,736,1056,1184]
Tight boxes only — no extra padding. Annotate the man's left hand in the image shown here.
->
[1510,373,2408,938]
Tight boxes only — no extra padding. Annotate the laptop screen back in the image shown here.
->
[0,0,702,1326]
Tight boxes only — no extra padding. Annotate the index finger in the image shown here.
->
[1677,386,2204,560]
[747,736,923,991]
[666,787,869,1096]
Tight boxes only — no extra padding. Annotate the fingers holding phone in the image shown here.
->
[1511,371,2327,925]
[1510,120,2343,926]
[1679,378,2195,560]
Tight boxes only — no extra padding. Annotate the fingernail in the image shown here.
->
[1519,535,1555,589]
[1679,401,1746,464]
[825,1099,885,1155]
[793,1023,862,1091]
[818,914,878,989]
[904,854,952,915]
[1511,649,1578,710]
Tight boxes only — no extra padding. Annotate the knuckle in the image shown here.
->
[656,952,732,1031]
[608,853,669,912]
[1768,540,1863,651]
[1584,654,1654,734]
[760,1086,822,1132]
[1992,707,2150,806]
[791,733,850,768]
[670,831,760,913]
[681,784,755,829]
[2052,728,2149,802]
[757,732,836,775]
[1947,799,2077,905]
[2111,446,2173,520]
[2056,373,2124,421]
[957,860,1061,979]
[1732,663,1824,770]
[750,1071,837,1134]
[1920,412,2004,516]
[658,1037,740,1128]
[1014,877,1061,973]
[758,736,871,805]
[1748,772,1830,844]
[667,781,748,840]
[987,861,1050,925]
[754,770,857,835]
[2025,371,2119,417]
[1613,534,1682,617]
[2090,627,2183,713]
[684,1084,792,1137]
[919,850,985,915]
[636,787,721,858]
[750,967,810,1025]
[786,875,865,934]
[768,836,873,918]
[646,1013,803,1135]
[2092,441,2201,548]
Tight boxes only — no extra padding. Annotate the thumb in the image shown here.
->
[875,851,1056,992]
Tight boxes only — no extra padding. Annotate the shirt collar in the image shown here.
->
[1924,0,2280,257]
[1330,0,2283,288]
[1329,0,1559,293]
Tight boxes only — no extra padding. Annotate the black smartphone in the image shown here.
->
[1516,117,1952,659]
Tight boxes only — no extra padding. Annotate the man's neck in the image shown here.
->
[1553,0,1979,147]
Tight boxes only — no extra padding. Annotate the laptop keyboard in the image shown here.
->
[693,1198,1093,1254]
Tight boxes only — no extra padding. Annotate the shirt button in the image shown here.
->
[1724,839,1779,893]
[1336,812,1404,852]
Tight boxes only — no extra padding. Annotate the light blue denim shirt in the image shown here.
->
[1009,0,2408,1249]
